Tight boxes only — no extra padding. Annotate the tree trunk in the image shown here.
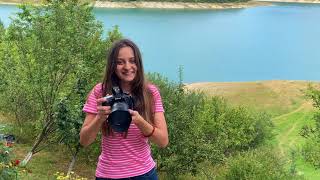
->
[20,116,54,166]
[67,144,81,175]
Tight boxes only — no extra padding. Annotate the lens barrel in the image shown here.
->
[108,102,132,132]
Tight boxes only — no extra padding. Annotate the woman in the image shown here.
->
[80,39,168,180]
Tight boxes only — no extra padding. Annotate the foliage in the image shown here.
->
[54,171,88,180]
[0,0,121,165]
[304,86,320,138]
[301,138,320,169]
[301,85,320,168]
[217,147,304,180]
[0,143,30,180]
[197,98,273,155]
[0,21,4,42]
[148,73,207,177]
[148,73,274,177]
[0,144,18,179]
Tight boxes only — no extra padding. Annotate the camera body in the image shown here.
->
[102,86,134,132]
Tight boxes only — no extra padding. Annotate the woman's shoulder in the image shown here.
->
[147,83,161,96]
[91,83,103,97]
[147,83,158,90]
[93,82,103,89]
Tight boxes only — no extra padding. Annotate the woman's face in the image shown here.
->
[115,46,137,85]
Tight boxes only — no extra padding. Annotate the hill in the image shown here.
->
[185,80,319,117]
[186,80,320,179]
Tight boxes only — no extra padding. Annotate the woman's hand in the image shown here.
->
[96,97,111,122]
[129,109,168,148]
[129,109,144,126]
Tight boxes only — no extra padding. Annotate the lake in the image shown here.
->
[1,3,320,83]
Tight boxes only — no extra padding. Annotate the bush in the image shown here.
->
[218,148,303,180]
[0,143,29,180]
[0,144,18,179]
[302,85,320,169]
[301,138,320,169]
[148,73,207,176]
[196,98,273,158]
[148,73,274,177]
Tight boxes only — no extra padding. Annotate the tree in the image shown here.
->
[0,0,121,168]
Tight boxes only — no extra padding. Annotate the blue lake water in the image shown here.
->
[1,3,320,83]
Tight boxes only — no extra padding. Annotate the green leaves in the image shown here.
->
[220,148,300,180]
[148,73,273,177]
[0,0,121,159]
[0,144,18,179]
[301,85,320,169]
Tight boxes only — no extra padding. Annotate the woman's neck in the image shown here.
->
[120,82,131,93]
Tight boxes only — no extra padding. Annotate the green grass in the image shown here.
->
[1,112,96,179]
[271,105,320,179]
[11,143,97,180]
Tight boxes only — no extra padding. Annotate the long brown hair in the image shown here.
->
[101,39,154,136]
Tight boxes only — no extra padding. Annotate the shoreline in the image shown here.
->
[255,0,320,3]
[0,0,272,9]
[1,0,319,9]
[93,1,271,9]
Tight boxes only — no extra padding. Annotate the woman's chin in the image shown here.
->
[121,78,135,84]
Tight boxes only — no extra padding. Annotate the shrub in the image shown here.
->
[148,73,274,177]
[148,73,207,176]
[301,138,320,169]
[0,143,29,180]
[196,98,273,158]
[218,148,303,180]
[302,85,320,168]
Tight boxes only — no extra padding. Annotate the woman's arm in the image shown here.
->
[130,110,169,148]
[79,113,103,147]
[80,98,111,147]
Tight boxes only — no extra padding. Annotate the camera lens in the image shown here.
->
[108,102,132,132]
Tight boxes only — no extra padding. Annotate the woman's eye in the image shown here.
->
[129,59,136,64]
[116,60,124,65]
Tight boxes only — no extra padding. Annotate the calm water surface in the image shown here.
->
[1,3,320,83]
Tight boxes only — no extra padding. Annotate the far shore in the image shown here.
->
[1,0,320,9]
[0,0,271,9]
[255,0,320,3]
[93,1,271,9]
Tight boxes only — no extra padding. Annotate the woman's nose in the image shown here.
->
[123,61,130,69]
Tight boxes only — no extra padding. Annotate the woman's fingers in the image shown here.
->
[97,106,111,114]
[97,97,106,106]
[129,110,144,125]
[129,109,137,116]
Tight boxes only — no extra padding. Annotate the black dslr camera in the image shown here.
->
[102,86,134,132]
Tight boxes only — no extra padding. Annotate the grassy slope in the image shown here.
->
[272,104,320,179]
[186,80,318,117]
[186,80,320,179]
